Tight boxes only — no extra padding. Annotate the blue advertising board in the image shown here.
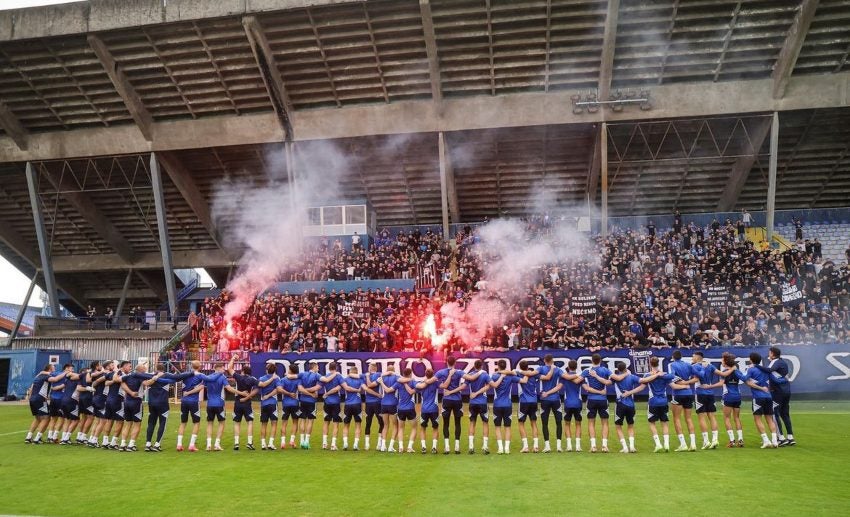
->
[250,344,850,396]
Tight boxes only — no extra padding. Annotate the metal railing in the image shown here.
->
[34,314,185,334]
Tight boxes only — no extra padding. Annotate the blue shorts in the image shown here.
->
[260,404,278,422]
[93,396,106,418]
[586,399,609,419]
[380,404,398,416]
[62,400,80,421]
[105,399,124,421]
[493,406,512,427]
[696,394,716,414]
[671,394,694,409]
[518,402,538,422]
[564,406,583,422]
[206,406,225,422]
[441,399,463,417]
[49,399,64,418]
[79,395,94,416]
[752,397,774,416]
[723,398,742,409]
[397,409,416,421]
[29,399,49,417]
[180,401,201,424]
[232,403,254,422]
[420,411,439,428]
[323,403,342,423]
[280,405,299,421]
[647,405,669,423]
[469,403,489,422]
[123,398,143,422]
[344,404,362,423]
[540,400,562,417]
[615,403,635,426]
[299,401,317,420]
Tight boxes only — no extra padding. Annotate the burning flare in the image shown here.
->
[423,314,448,349]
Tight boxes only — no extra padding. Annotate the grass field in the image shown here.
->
[2,401,849,517]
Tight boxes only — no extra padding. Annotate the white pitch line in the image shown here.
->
[0,430,26,436]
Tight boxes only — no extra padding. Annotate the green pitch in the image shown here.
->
[2,401,849,517]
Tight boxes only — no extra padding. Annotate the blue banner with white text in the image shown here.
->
[249,344,850,396]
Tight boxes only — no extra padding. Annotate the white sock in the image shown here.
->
[110,437,118,446]
[576,437,582,449]
[677,434,686,447]
[712,430,718,442]
[190,434,197,447]
[601,439,608,448]
[26,432,33,440]
[35,432,42,441]
[154,441,160,447]
[261,438,267,448]
[787,434,794,440]
[120,439,126,447]
[663,435,670,448]
[761,433,769,444]
[206,437,212,448]
[689,434,696,447]
[289,434,295,443]
[343,437,348,448]
[533,437,539,449]
[522,438,528,448]
[590,438,596,448]
[432,439,437,449]
[365,436,370,449]
[628,437,635,449]
[322,434,328,446]
[727,430,735,441]
[331,437,337,448]
[771,432,777,444]
[128,440,135,447]
[145,441,152,447]
[566,438,573,451]
[556,439,561,450]
[234,436,240,445]
[454,439,460,451]
[444,438,449,450]
[483,437,489,449]
[389,439,395,450]
[778,434,785,441]
[468,436,474,449]
[354,437,359,448]
[102,436,109,445]
[407,439,413,449]
[653,434,661,447]
[215,438,221,447]
[497,439,504,452]
[702,432,709,443]
[737,429,744,441]
[620,438,627,449]
[505,440,511,453]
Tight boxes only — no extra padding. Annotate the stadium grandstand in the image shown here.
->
[1,1,850,515]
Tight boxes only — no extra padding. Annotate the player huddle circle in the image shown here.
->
[22,347,796,454]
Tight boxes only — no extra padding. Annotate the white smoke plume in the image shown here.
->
[438,186,600,346]
[212,141,349,322]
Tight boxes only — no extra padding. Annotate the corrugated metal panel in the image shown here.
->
[11,337,169,362]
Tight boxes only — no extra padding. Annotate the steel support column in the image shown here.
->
[766,111,779,242]
[115,268,133,321]
[600,123,609,237]
[25,162,60,317]
[150,153,178,318]
[10,272,38,342]
[438,131,450,239]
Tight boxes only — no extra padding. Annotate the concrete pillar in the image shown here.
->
[10,272,38,342]
[25,163,60,317]
[600,123,609,238]
[115,268,133,323]
[438,131,450,239]
[150,153,178,318]
[766,111,779,242]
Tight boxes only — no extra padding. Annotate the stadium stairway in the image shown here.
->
[775,221,850,263]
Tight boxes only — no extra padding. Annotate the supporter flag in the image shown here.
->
[780,281,805,306]
[704,284,730,311]
[416,263,438,290]
[570,294,598,317]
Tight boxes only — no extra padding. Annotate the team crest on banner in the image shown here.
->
[628,349,653,375]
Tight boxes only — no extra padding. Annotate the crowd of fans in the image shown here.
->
[184,214,850,357]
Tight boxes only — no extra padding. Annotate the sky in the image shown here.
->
[1,0,80,10]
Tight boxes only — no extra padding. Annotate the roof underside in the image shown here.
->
[0,0,849,312]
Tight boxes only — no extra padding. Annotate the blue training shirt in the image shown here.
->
[668,359,695,396]
[363,373,382,404]
[435,368,465,402]
[30,373,51,403]
[380,374,399,405]
[614,373,641,408]
[745,367,772,400]
[397,379,416,411]
[492,373,520,408]
[418,379,440,414]
[644,371,675,407]
[259,374,278,407]
[517,370,540,404]
[693,363,718,396]
[200,372,228,407]
[722,369,746,403]
[298,371,320,403]
[279,376,301,407]
[342,376,363,406]
[581,365,612,401]
[538,365,563,403]
[561,371,583,409]
[466,370,491,405]
[321,373,343,405]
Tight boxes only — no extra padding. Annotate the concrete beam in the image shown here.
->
[772,0,820,99]
[86,288,156,300]
[419,0,442,103]
[242,15,294,140]
[598,0,620,101]
[438,132,450,237]
[766,111,779,240]
[40,165,137,261]
[586,126,601,203]
[716,117,772,211]
[0,0,365,41]
[155,151,224,250]
[25,163,60,317]
[0,101,28,150]
[52,249,236,273]
[88,34,154,141]
[150,153,178,316]
[0,220,40,266]
[600,123,609,237]
[2,72,849,162]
